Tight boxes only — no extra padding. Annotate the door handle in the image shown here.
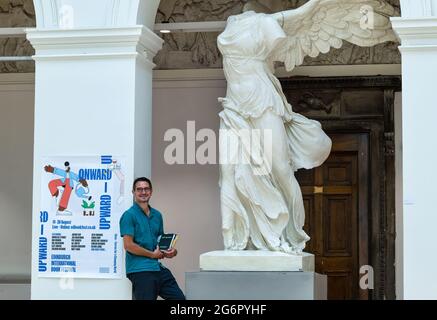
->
[314,186,324,194]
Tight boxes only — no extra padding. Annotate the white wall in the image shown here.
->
[0,73,34,289]
[401,50,437,299]
[394,91,403,300]
[392,3,437,300]
[152,77,226,292]
[29,52,146,300]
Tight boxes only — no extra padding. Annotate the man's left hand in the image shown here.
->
[162,248,177,258]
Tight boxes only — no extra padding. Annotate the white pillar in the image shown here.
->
[28,0,162,299]
[392,0,437,299]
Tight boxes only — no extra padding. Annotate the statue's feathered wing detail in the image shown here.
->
[270,0,398,71]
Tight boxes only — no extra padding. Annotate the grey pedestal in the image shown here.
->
[186,271,327,300]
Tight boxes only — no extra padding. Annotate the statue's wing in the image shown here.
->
[270,0,398,71]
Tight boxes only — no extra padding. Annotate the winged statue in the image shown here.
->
[217,0,397,254]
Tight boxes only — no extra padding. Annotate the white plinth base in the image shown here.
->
[199,250,314,272]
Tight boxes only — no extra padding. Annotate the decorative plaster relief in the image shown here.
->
[0,0,35,27]
[0,0,401,72]
[154,0,401,69]
[0,0,35,73]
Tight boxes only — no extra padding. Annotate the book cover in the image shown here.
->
[158,233,178,251]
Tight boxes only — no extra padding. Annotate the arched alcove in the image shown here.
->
[32,0,160,29]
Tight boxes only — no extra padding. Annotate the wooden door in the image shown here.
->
[296,133,369,300]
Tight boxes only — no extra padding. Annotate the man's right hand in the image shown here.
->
[152,247,164,259]
[44,165,54,173]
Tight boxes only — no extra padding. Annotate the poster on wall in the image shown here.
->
[38,155,126,279]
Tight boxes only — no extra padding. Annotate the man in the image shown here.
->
[119,177,185,300]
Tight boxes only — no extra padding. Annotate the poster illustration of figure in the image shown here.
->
[38,155,126,279]
[44,161,91,215]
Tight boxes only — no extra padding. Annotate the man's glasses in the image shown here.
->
[135,187,151,193]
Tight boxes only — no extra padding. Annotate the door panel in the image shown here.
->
[296,133,369,300]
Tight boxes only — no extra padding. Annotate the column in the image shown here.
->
[391,0,437,299]
[28,0,162,299]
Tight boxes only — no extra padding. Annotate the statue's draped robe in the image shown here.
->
[218,11,331,252]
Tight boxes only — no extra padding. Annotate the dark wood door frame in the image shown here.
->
[280,76,401,299]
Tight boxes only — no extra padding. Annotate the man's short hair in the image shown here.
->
[132,177,152,191]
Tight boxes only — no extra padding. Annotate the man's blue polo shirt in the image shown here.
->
[119,203,164,274]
